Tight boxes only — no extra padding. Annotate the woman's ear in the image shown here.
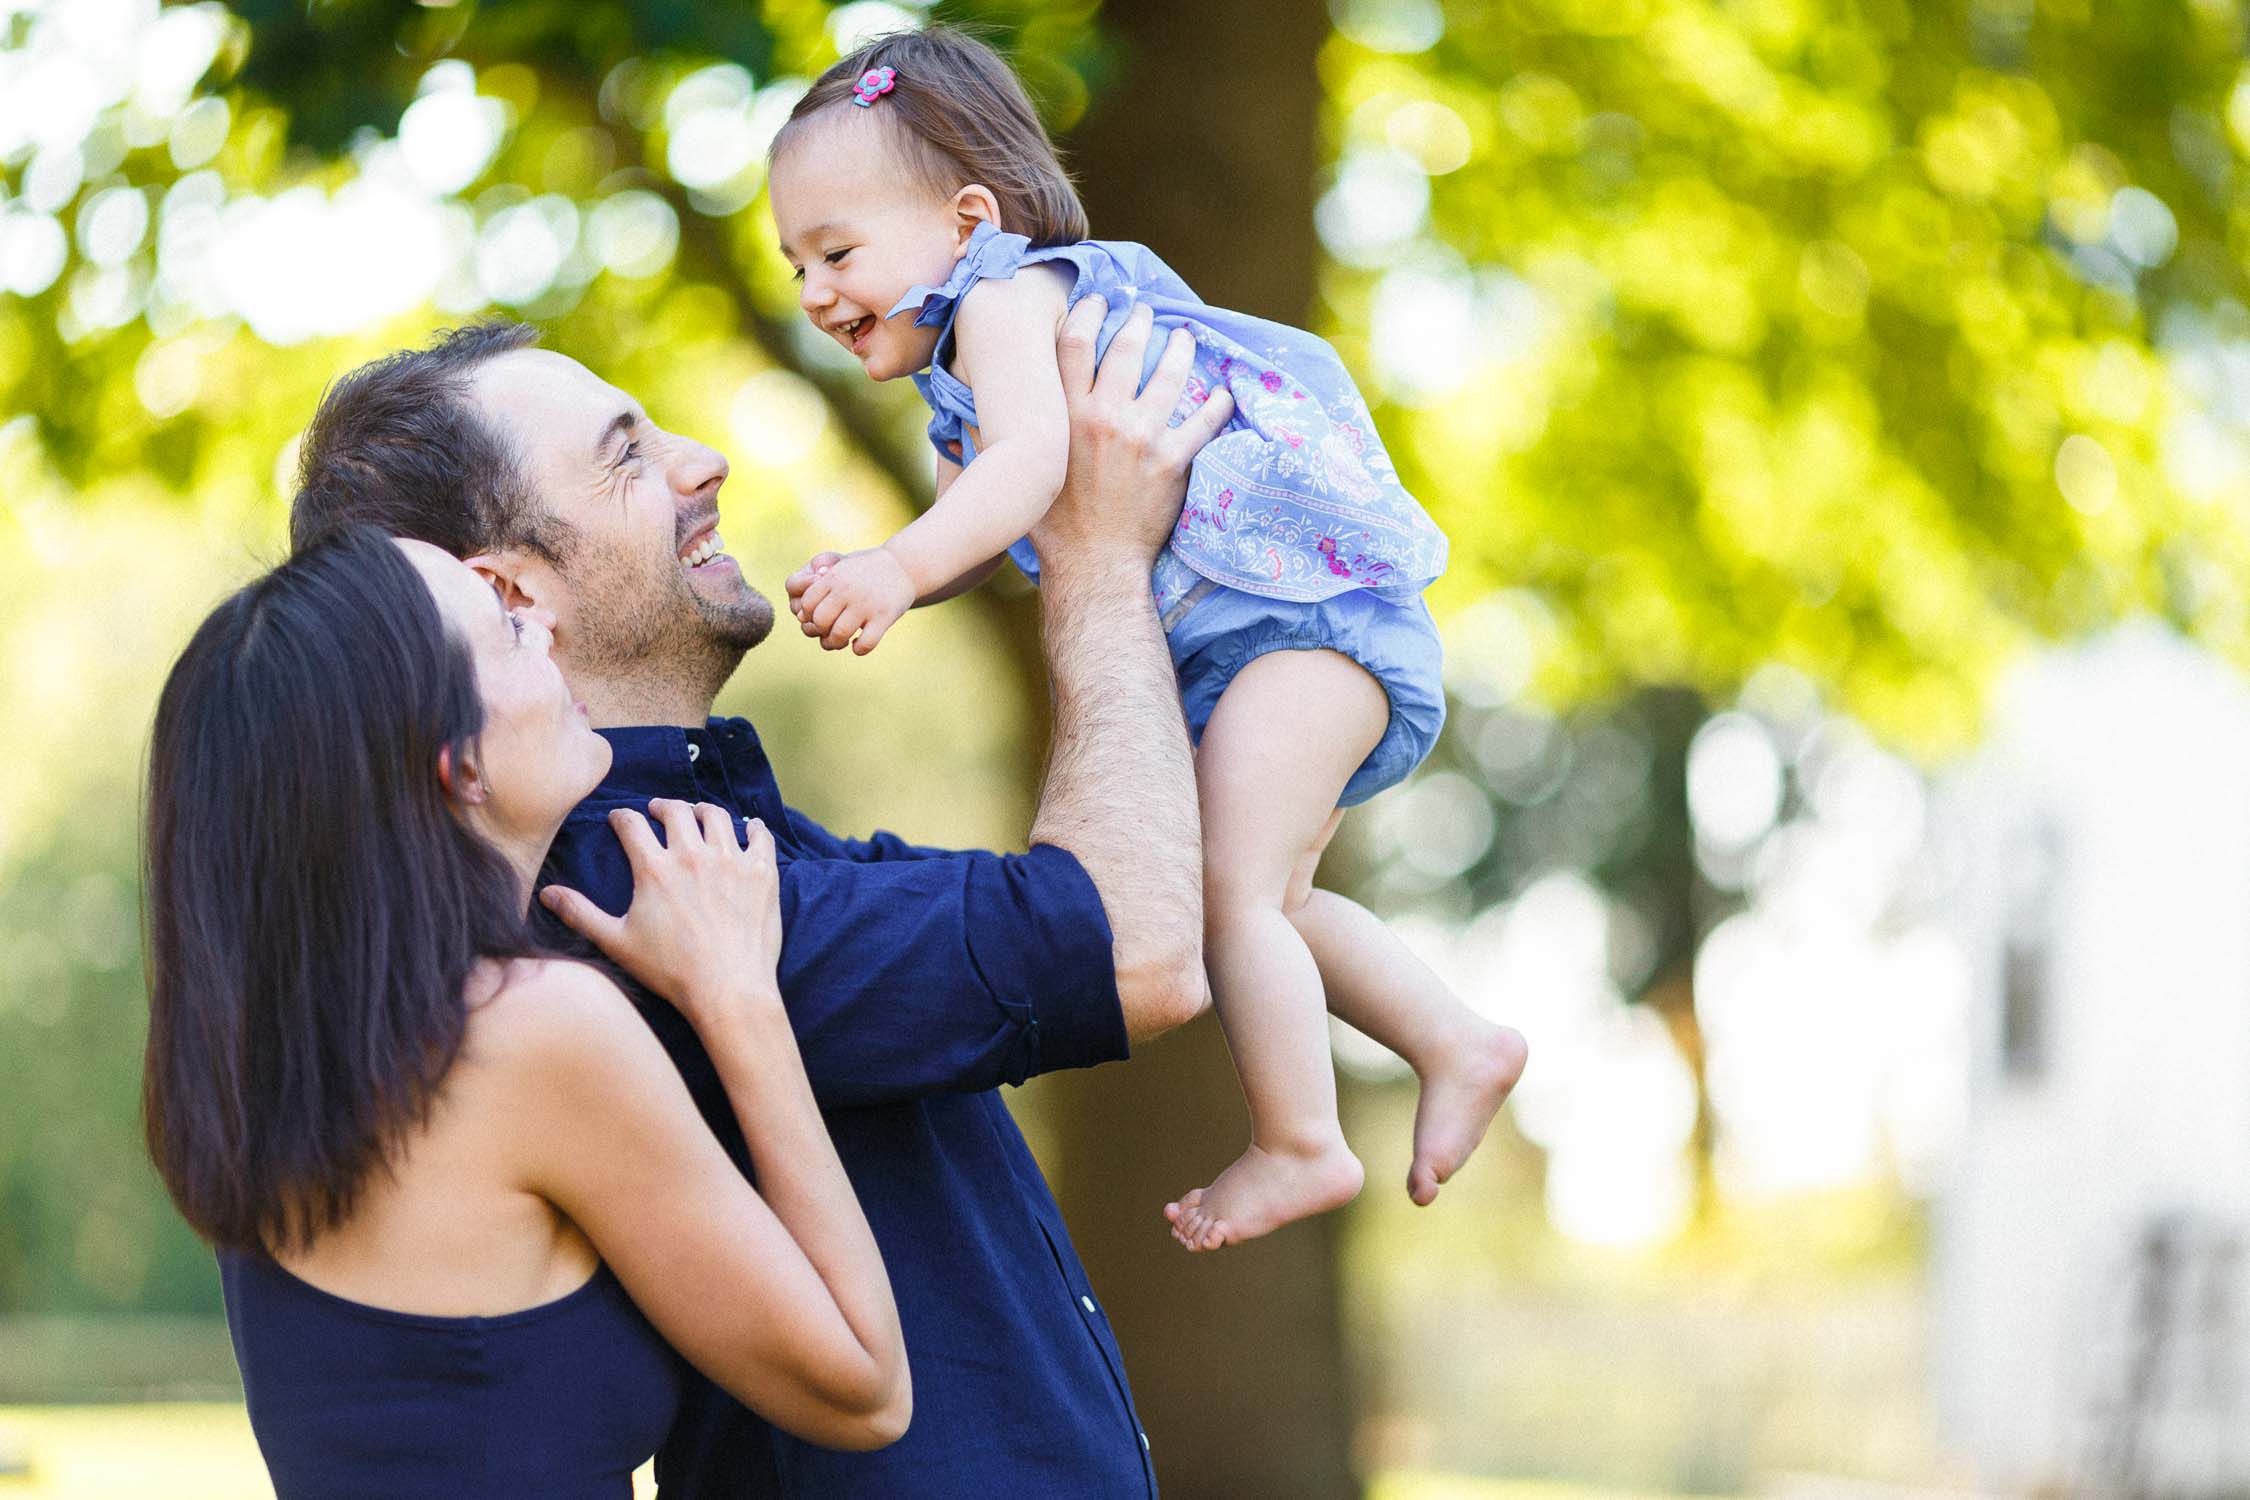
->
[437,743,489,806]
[952,185,1002,245]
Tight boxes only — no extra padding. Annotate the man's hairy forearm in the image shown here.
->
[1029,553,1205,1041]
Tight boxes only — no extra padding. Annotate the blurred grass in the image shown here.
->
[0,1406,658,1498]
[0,1408,1721,1500]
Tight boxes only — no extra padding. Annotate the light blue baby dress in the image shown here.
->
[889,222,1449,806]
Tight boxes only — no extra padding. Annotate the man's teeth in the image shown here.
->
[683,533,725,567]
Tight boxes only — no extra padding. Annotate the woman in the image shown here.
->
[141,524,908,1496]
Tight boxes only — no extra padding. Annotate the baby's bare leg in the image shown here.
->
[1162,648,1380,1252]
[1283,831,1527,1205]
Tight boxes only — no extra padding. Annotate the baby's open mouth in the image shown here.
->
[836,315,873,350]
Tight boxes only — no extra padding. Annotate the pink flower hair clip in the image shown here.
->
[852,67,898,107]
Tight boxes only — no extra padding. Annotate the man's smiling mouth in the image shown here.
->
[681,531,729,569]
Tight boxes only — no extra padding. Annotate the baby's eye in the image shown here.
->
[788,265,804,283]
[824,248,851,265]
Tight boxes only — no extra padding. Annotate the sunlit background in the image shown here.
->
[4,0,2248,1497]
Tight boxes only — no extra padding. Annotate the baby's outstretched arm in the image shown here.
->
[794,267,1074,653]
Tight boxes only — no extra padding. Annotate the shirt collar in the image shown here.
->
[589,717,754,801]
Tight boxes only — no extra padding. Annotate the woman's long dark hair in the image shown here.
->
[143,524,543,1253]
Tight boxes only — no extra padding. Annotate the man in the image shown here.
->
[288,299,1230,1498]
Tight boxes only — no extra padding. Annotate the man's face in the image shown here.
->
[467,350,773,698]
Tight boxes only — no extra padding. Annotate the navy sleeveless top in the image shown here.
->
[220,1249,687,1498]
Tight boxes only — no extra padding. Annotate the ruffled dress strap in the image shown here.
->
[897,222,1121,466]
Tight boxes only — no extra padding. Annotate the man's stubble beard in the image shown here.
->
[566,548,777,710]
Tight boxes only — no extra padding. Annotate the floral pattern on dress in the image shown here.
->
[891,222,1449,612]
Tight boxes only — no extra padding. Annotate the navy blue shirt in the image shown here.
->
[541,720,1157,1500]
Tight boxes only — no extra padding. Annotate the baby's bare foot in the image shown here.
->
[1163,1139,1363,1252]
[1407,1020,1527,1206]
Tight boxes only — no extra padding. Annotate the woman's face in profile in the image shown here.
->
[400,539,611,836]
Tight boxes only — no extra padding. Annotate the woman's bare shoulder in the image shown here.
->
[466,956,649,1067]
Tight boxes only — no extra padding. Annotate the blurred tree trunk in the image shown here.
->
[1036,5,1361,1499]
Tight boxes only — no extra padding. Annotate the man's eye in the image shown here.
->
[620,440,641,465]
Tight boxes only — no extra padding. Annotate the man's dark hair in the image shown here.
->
[289,321,572,562]
[142,523,549,1252]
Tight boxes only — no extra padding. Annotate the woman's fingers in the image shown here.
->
[607,806,663,867]
[647,796,703,852]
[538,883,623,948]
[696,801,738,850]
[741,815,773,865]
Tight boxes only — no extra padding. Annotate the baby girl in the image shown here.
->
[770,27,1525,1250]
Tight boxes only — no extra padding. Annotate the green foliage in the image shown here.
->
[1325,0,2250,756]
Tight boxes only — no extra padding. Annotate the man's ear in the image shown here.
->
[464,551,539,612]
[952,185,1002,245]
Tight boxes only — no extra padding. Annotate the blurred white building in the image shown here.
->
[1936,622,2250,1497]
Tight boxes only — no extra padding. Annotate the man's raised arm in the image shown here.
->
[1027,299,1235,1043]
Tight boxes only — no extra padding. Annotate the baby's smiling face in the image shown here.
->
[770,109,973,383]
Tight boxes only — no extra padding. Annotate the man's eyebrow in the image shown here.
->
[597,409,637,462]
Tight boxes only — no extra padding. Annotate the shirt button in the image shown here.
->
[1080,1295,1096,1314]
[686,743,701,762]
[1140,1432,1150,1451]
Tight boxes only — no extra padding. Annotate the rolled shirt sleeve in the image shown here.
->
[543,811,1128,1112]
[775,840,1128,1106]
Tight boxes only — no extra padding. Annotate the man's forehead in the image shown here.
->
[469,348,636,432]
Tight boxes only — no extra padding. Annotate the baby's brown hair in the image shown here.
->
[774,26,1090,247]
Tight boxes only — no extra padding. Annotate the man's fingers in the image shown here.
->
[741,815,773,865]
[1145,325,1197,410]
[1171,382,1236,457]
[538,884,623,948]
[1092,303,1155,401]
[1057,294,1107,395]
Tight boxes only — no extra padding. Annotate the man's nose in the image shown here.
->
[672,435,729,499]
